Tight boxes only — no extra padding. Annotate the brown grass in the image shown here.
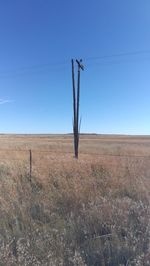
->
[0,134,150,265]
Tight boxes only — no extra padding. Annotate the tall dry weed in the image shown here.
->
[0,157,149,265]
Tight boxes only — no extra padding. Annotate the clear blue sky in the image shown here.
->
[0,0,150,134]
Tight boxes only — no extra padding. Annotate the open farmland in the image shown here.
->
[0,134,150,265]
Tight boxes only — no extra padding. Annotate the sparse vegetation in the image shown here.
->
[0,135,150,265]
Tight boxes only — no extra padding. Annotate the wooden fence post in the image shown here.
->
[29,149,32,181]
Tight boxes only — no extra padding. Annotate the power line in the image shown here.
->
[0,60,69,76]
[85,56,150,69]
[0,63,69,79]
[0,49,150,78]
[84,49,150,62]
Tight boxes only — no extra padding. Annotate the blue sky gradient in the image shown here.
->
[0,0,150,134]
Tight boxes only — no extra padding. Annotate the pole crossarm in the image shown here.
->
[76,59,84,71]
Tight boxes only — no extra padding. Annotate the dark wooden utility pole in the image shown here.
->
[71,59,77,158]
[71,59,84,159]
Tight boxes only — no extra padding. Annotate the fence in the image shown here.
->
[0,148,150,180]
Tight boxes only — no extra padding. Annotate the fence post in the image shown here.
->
[29,149,32,181]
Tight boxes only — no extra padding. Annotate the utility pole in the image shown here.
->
[71,59,84,159]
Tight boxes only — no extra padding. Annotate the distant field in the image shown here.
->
[0,134,150,265]
[0,133,150,177]
[1,134,150,154]
[1,134,150,160]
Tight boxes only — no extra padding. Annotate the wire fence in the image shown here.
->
[0,148,150,180]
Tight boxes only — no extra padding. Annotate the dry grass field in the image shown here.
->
[0,134,150,265]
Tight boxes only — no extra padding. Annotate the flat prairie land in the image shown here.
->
[1,133,150,156]
[0,134,150,265]
[1,133,150,152]
[0,133,150,177]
